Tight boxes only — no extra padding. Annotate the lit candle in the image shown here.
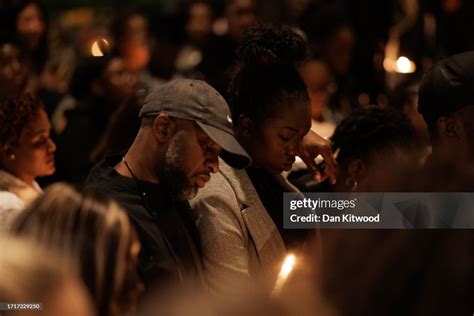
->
[272,254,296,295]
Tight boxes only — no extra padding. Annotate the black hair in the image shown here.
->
[227,24,309,127]
[332,106,415,163]
[0,94,44,147]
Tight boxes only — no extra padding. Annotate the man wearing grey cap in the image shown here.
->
[86,79,251,289]
[418,51,474,190]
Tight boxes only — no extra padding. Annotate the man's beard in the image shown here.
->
[157,137,197,200]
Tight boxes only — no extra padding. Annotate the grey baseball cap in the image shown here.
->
[139,78,251,169]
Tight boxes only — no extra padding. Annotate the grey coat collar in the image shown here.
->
[217,159,287,271]
[217,158,258,207]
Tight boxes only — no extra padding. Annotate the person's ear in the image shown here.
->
[238,115,254,137]
[347,159,364,183]
[152,113,175,142]
[437,116,458,138]
[0,144,15,161]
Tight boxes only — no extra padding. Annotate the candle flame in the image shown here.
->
[395,56,416,73]
[91,38,109,57]
[272,254,296,295]
[279,254,295,279]
[383,56,416,74]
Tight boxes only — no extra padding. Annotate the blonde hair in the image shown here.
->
[0,237,75,315]
[12,183,141,316]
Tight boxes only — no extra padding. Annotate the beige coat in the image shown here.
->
[190,159,293,292]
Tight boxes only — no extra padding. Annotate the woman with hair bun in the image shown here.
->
[191,24,334,292]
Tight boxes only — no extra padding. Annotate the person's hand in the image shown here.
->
[299,130,337,184]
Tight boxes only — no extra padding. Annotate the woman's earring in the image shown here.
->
[6,149,15,160]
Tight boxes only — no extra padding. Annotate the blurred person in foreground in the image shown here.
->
[0,95,55,232]
[0,236,95,316]
[190,24,336,293]
[11,183,143,316]
[139,278,335,316]
[139,228,474,316]
[418,51,474,191]
[310,229,474,316]
[85,78,251,292]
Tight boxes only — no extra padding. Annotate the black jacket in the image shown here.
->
[85,154,204,290]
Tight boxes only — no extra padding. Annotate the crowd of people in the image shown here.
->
[1,0,474,315]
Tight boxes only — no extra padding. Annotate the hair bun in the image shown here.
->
[236,24,306,67]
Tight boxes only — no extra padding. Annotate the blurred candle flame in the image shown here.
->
[272,254,296,295]
[383,33,416,74]
[91,38,109,57]
[383,56,416,74]
[395,56,416,73]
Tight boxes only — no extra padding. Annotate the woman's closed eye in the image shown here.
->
[279,131,296,142]
[32,135,49,147]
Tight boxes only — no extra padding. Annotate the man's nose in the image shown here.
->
[206,154,220,173]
